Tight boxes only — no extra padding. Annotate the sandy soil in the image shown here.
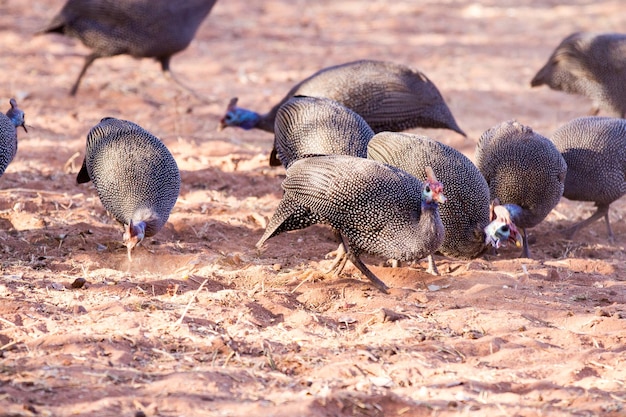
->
[0,0,625,416]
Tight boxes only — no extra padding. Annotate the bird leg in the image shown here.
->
[588,105,601,116]
[426,255,440,275]
[70,53,99,96]
[160,56,215,104]
[605,211,614,243]
[323,232,390,293]
[347,252,390,294]
[337,233,389,293]
[562,204,612,241]
[325,242,349,275]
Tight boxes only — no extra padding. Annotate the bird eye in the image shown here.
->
[425,185,431,193]
[501,225,509,232]
[225,113,234,121]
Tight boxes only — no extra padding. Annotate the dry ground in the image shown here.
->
[0,1,625,416]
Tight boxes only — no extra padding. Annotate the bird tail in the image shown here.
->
[34,15,66,36]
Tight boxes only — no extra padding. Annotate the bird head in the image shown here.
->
[6,98,27,132]
[218,97,259,130]
[422,166,447,206]
[485,199,523,248]
[123,220,146,261]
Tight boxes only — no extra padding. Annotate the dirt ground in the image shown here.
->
[0,0,625,416]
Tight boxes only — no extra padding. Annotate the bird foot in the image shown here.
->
[386,259,400,268]
[425,255,440,276]
[325,252,349,276]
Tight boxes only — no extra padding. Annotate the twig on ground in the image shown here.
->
[173,278,208,327]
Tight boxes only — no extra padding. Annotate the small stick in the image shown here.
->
[0,317,16,327]
[0,188,73,196]
[173,278,208,327]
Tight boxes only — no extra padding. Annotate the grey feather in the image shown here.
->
[550,116,626,240]
[368,132,521,260]
[257,154,446,291]
[475,120,567,258]
[220,60,465,165]
[77,117,180,257]
[531,32,626,117]
[0,98,26,177]
[39,0,218,95]
[274,96,374,168]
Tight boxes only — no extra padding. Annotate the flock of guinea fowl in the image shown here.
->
[1,1,624,293]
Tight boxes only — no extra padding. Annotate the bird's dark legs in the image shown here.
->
[562,204,612,241]
[604,211,614,243]
[520,228,530,258]
[347,252,390,294]
[160,56,214,104]
[70,53,99,96]
[332,233,389,293]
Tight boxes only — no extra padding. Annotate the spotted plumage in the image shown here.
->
[274,96,374,168]
[39,0,218,95]
[367,132,522,265]
[531,32,626,117]
[77,117,180,259]
[256,154,446,292]
[475,120,567,258]
[219,60,465,165]
[0,99,26,177]
[550,116,626,240]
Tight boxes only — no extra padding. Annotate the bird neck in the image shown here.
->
[418,191,444,238]
[502,203,523,222]
[421,199,439,212]
[131,207,161,237]
[129,221,146,240]
[233,108,263,130]
[6,108,26,131]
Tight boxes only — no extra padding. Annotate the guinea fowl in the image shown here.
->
[367,132,523,272]
[77,117,180,259]
[550,116,626,240]
[531,32,626,117]
[219,60,466,166]
[256,154,446,293]
[475,120,567,258]
[273,96,375,168]
[0,99,27,177]
[38,0,218,95]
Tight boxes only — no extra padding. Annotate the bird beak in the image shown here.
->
[123,220,144,261]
